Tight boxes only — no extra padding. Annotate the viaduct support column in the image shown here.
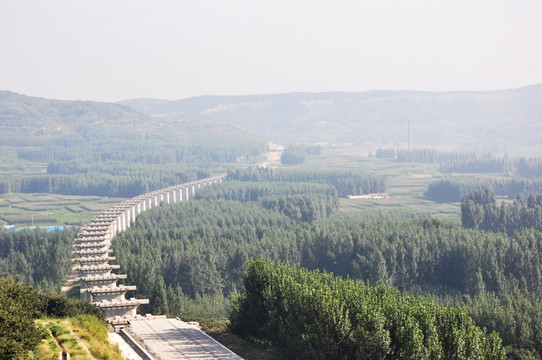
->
[140,199,146,212]
[124,209,131,229]
[118,215,125,233]
[130,206,137,224]
[190,185,196,199]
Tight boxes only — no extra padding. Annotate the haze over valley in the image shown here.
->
[121,84,542,155]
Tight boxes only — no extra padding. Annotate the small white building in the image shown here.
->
[347,193,389,200]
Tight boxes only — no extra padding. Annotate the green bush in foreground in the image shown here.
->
[0,276,105,359]
[0,277,43,359]
[230,259,506,360]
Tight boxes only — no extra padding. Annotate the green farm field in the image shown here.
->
[289,146,463,217]
[0,193,121,227]
[0,145,121,227]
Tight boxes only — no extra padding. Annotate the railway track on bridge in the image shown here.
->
[71,175,226,325]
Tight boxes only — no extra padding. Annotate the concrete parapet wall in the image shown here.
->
[119,329,155,360]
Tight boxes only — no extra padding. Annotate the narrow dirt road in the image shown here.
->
[258,142,284,167]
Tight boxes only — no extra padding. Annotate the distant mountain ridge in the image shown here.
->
[120,84,542,155]
[0,90,152,137]
[0,90,265,151]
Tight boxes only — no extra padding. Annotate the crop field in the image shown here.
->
[294,146,462,217]
[0,193,122,227]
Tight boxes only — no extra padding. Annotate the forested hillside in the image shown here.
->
[0,91,267,198]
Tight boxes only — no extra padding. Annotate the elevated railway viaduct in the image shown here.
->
[73,175,226,325]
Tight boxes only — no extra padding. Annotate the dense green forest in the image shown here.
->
[0,229,76,291]
[0,167,211,198]
[280,145,321,165]
[230,259,506,359]
[439,156,542,176]
[461,190,542,235]
[227,167,387,196]
[109,181,542,358]
[425,178,542,202]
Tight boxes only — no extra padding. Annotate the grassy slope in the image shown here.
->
[34,316,123,360]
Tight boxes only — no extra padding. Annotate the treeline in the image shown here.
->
[0,277,103,359]
[280,145,321,165]
[440,158,516,174]
[46,160,210,178]
[441,156,542,176]
[461,190,542,235]
[518,157,542,178]
[0,168,209,198]
[196,181,337,201]
[425,178,542,202]
[375,148,542,177]
[197,182,338,222]
[230,259,506,360]
[227,167,386,196]
[396,149,478,163]
[0,228,76,291]
[16,128,267,165]
[375,148,397,158]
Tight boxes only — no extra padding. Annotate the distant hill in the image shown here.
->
[0,90,153,138]
[0,90,263,142]
[120,85,542,155]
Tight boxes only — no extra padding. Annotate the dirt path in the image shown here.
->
[40,319,97,360]
[258,142,284,167]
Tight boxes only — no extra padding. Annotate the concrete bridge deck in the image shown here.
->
[127,318,242,360]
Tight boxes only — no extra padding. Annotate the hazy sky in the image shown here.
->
[1,0,541,102]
